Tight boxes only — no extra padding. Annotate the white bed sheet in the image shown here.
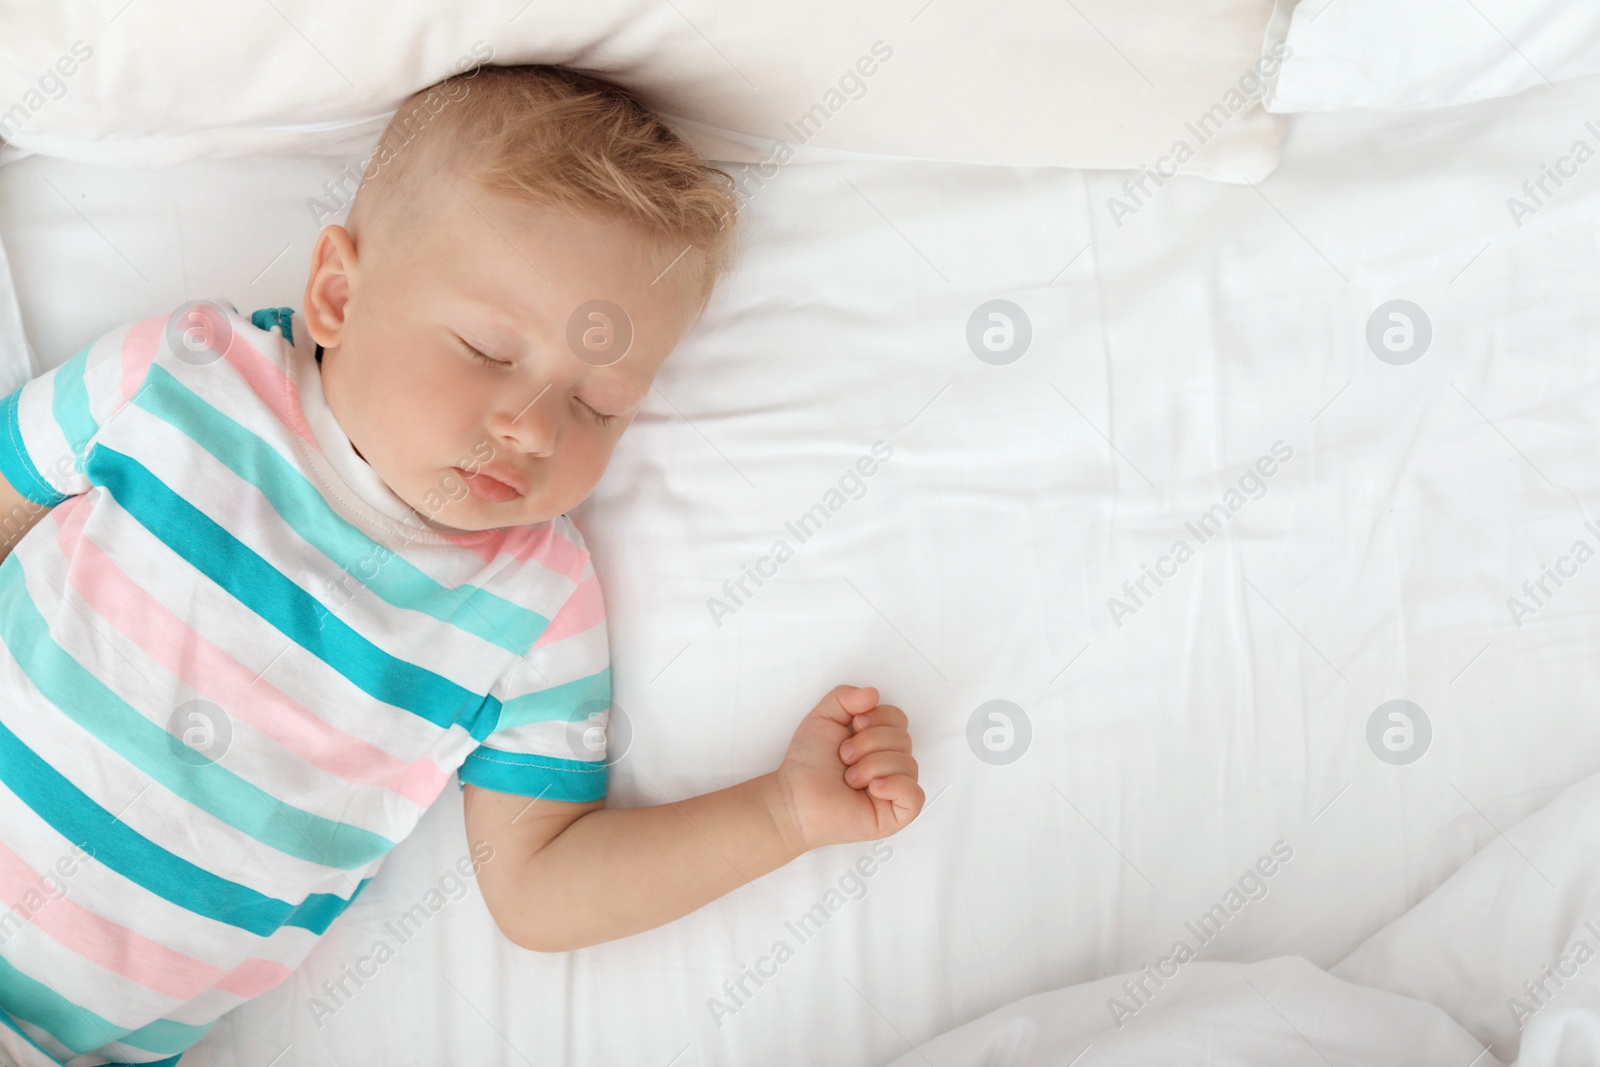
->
[1,69,1599,1067]
[879,759,1600,1067]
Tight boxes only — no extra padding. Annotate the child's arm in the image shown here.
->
[0,469,53,564]
[464,686,921,953]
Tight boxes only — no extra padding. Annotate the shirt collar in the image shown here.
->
[288,313,469,540]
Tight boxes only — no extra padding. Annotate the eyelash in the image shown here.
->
[458,337,616,427]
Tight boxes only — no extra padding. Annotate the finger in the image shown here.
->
[839,725,912,765]
[867,775,925,825]
[844,751,918,788]
[854,703,907,732]
[822,685,880,726]
[869,703,906,726]
[844,686,880,714]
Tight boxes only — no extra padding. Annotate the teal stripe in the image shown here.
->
[6,579,395,869]
[113,1016,208,1058]
[0,679,371,935]
[0,388,68,507]
[48,344,95,473]
[498,668,611,730]
[0,944,207,1056]
[0,1002,68,1066]
[85,444,499,735]
[132,364,550,654]
[458,747,606,802]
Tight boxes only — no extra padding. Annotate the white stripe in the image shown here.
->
[7,1017,74,1067]
[14,368,82,499]
[78,320,143,434]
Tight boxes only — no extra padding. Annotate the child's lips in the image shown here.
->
[455,465,527,502]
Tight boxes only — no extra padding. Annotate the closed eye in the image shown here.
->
[460,336,616,427]
[580,400,617,427]
[458,336,511,367]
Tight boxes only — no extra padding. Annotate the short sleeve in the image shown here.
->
[457,560,613,803]
[0,313,166,506]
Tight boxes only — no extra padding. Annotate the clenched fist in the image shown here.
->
[766,685,924,854]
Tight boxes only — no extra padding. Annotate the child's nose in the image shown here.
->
[494,392,557,456]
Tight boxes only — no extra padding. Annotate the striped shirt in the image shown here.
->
[0,304,611,1066]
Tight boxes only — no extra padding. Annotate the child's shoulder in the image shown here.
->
[90,299,300,389]
[152,299,306,412]
[217,300,301,368]
[482,513,598,586]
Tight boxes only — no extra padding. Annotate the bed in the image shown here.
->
[3,5,1600,1066]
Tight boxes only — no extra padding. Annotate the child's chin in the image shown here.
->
[423,500,552,534]
[420,505,494,534]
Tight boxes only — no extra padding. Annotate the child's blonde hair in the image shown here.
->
[349,63,739,327]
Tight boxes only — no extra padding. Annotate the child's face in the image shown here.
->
[302,175,694,533]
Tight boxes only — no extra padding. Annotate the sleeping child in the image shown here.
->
[0,63,922,1066]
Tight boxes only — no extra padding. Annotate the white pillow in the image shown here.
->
[0,0,1283,183]
[1265,0,1600,112]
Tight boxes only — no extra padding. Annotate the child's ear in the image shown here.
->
[302,225,359,348]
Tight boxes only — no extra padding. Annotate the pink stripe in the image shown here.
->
[0,835,291,1000]
[212,324,319,447]
[51,505,450,807]
[119,316,165,405]
[533,572,605,648]
[216,956,296,998]
[506,523,590,580]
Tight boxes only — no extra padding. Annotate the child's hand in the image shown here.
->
[767,685,924,854]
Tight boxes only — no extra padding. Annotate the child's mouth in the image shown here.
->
[455,467,525,503]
